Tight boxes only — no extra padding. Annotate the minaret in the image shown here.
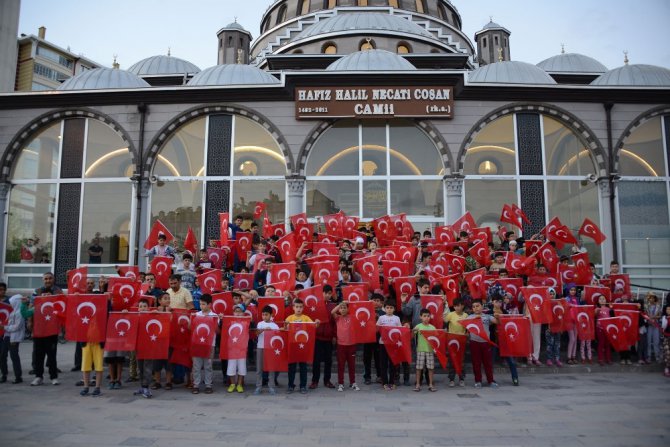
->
[217,18,252,65]
[474,17,511,66]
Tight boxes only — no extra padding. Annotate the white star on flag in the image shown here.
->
[274,349,281,355]
[534,305,540,311]
[118,331,125,336]
[81,316,90,324]
[44,315,51,321]
[360,321,366,327]
[199,337,205,343]
[396,341,403,347]
[150,334,157,341]
[232,337,238,343]
[123,298,130,303]
[299,343,305,349]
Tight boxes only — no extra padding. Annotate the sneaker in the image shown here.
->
[513,378,519,386]
[546,359,553,367]
[125,376,139,383]
[324,381,335,389]
[364,379,372,385]
[490,382,499,388]
[141,387,152,398]
[253,387,261,395]
[70,366,79,372]
[474,382,482,388]
[236,384,244,393]
[350,383,360,391]
[108,381,116,390]
[51,378,60,386]
[227,383,236,393]
[337,384,344,392]
[625,360,632,365]
[287,387,294,394]
[449,380,455,388]
[30,377,43,386]
[555,360,563,367]
[92,387,101,396]
[114,382,122,390]
[308,382,318,389]
[75,380,84,386]
[620,360,626,365]
[205,387,214,394]
[80,387,89,396]
[269,388,277,395]
[383,384,391,391]
[459,380,465,387]
[403,378,410,386]
[299,387,307,394]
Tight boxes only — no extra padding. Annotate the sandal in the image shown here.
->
[429,386,437,392]
[164,382,173,390]
[413,386,421,392]
[192,388,200,394]
[150,382,161,390]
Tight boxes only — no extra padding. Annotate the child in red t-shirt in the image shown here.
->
[331,302,360,392]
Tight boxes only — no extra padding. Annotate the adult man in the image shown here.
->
[88,237,104,264]
[28,272,62,385]
[143,273,164,300]
[167,275,194,310]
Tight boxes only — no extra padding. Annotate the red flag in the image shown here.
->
[341,283,369,302]
[184,226,198,255]
[276,232,297,262]
[468,239,491,267]
[541,216,563,237]
[136,312,171,359]
[144,220,174,250]
[150,256,173,290]
[270,263,296,288]
[294,223,313,245]
[497,315,532,357]
[547,224,578,247]
[444,253,466,275]
[421,295,444,329]
[311,261,338,289]
[583,285,611,306]
[578,218,606,245]
[323,213,343,238]
[396,244,417,264]
[521,287,553,324]
[600,317,629,351]
[382,260,411,291]
[170,347,192,368]
[220,316,251,360]
[170,309,192,350]
[342,214,360,239]
[262,213,273,240]
[67,267,88,293]
[446,333,467,376]
[235,232,253,261]
[429,256,450,276]
[290,213,308,227]
[609,274,631,300]
[65,294,108,343]
[497,277,523,300]
[219,213,229,244]
[312,242,338,257]
[211,292,234,316]
[537,242,558,273]
[206,247,224,270]
[460,317,496,346]
[118,266,140,281]
[549,299,569,332]
[288,322,316,363]
[435,226,456,244]
[190,315,218,358]
[263,329,289,372]
[253,202,266,219]
[198,269,221,295]
[463,268,486,299]
[420,330,448,369]
[269,222,286,238]
[373,215,396,242]
[380,326,412,365]
[233,273,254,290]
[525,240,542,257]
[353,255,381,290]
[295,287,328,322]
[470,227,492,245]
[500,204,522,228]
[108,277,142,311]
[0,302,10,337]
[32,296,66,338]
[348,301,376,343]
[105,312,139,352]
[393,276,417,309]
[559,264,578,286]
[572,305,595,341]
[438,273,460,307]
[613,309,639,346]
[452,212,476,234]
[511,204,531,225]
[611,302,639,311]
[258,297,285,323]
[243,303,258,322]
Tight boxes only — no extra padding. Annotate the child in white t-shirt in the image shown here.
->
[254,305,279,395]
[376,300,402,390]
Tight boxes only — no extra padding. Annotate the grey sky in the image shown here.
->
[17,0,670,71]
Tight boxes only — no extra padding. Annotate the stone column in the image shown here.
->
[597,176,615,268]
[444,175,464,224]
[286,176,306,218]
[0,182,11,274]
[137,178,151,271]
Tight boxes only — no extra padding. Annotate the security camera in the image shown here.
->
[149,175,159,184]
[586,174,597,183]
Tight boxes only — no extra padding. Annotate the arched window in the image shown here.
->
[322,42,337,54]
[360,38,376,51]
[397,42,411,54]
[297,0,310,15]
[276,5,287,26]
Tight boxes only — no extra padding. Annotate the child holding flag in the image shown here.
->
[412,309,436,392]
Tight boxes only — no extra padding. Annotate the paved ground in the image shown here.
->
[0,341,668,447]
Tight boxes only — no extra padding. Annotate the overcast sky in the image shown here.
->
[17,0,670,70]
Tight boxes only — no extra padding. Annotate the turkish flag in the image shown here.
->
[144,219,174,250]
[190,315,218,358]
[290,212,308,227]
[294,223,314,245]
[270,222,286,239]
[500,204,522,228]
[136,312,171,359]
[382,260,411,290]
[342,214,360,239]
[276,232,297,262]
[572,253,593,285]
[311,261,338,289]
[547,224,578,248]
[438,273,460,307]
[444,253,466,275]
[511,203,531,225]
[611,302,639,311]
[452,212,477,235]
[572,305,595,341]
[235,232,253,261]
[0,302,10,337]
[470,227,492,245]
[108,277,142,311]
[541,216,563,238]
[118,266,140,281]
[600,317,629,351]
[348,301,376,343]
[496,277,523,301]
[150,256,173,290]
[521,287,553,324]
[270,263,296,288]
[497,315,532,357]
[312,242,338,257]
[262,213,273,240]
[373,215,396,242]
[341,283,369,303]
[211,292,234,316]
[583,285,611,306]
[353,255,381,290]
[323,213,343,238]
[205,247,223,270]
[609,274,631,300]
[243,303,258,322]
[295,287,328,322]
[170,347,192,369]
[393,276,417,309]
[613,309,639,346]
[317,233,339,245]
[198,269,221,294]
[502,253,523,276]
[420,330,448,369]
[220,316,251,360]
[233,273,254,290]
[578,218,606,244]
[435,226,456,244]
[380,326,412,365]
[525,240,542,257]
[67,267,88,293]
[446,333,467,376]
[170,309,192,350]
[559,265,578,286]
[105,312,139,352]
[184,226,198,255]
[252,253,272,273]
[219,213,229,244]
[32,296,66,338]
[287,322,316,363]
[377,247,399,262]
[65,294,108,343]
[468,239,491,267]
[549,299,570,332]
[429,256,450,276]
[263,329,288,372]
[421,295,444,329]
[257,297,285,323]
[464,268,486,299]
[396,245,417,264]
[459,317,496,346]
[253,202,266,219]
[537,242,559,273]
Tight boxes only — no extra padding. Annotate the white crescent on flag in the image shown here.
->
[448,339,461,352]
[294,329,310,342]
[270,335,285,349]
[40,301,55,314]
[146,319,164,335]
[177,315,191,328]
[425,301,439,313]
[203,277,217,290]
[195,322,210,336]
[119,284,135,298]
[115,318,131,332]
[228,322,244,337]
[427,335,441,348]
[76,301,97,316]
[355,307,371,321]
[504,321,519,336]
[155,261,169,273]
[388,328,402,341]
[465,323,481,335]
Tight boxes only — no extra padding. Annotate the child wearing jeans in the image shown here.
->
[133,299,154,398]
[192,294,219,394]
[331,302,360,392]
[377,300,402,390]
[254,305,279,395]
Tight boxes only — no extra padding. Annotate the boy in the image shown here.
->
[254,305,279,395]
[466,299,498,388]
[363,293,385,385]
[331,302,360,392]
[133,298,154,398]
[192,294,219,394]
[150,292,173,390]
[80,338,105,397]
[413,308,436,391]
[311,284,337,389]
[443,297,468,387]
[227,304,248,393]
[377,300,402,390]
[285,298,319,394]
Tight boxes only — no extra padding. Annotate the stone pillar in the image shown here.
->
[597,177,615,268]
[444,175,464,224]
[286,176,306,218]
[0,182,11,275]
[137,179,151,271]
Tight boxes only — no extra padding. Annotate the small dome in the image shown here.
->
[224,21,246,31]
[128,55,200,76]
[591,64,670,86]
[537,53,607,73]
[57,67,150,90]
[293,13,433,41]
[469,61,557,85]
[187,64,280,86]
[483,21,503,30]
[327,49,416,71]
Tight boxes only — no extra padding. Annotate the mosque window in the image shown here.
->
[276,5,287,26]
[322,42,338,54]
[360,38,376,51]
[389,0,399,7]
[483,37,487,48]
[397,42,411,54]
[494,36,499,46]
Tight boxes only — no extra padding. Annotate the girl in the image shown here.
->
[645,293,662,363]
[636,298,649,364]
[661,304,670,377]
[545,288,562,367]
[595,295,614,366]
[564,286,579,364]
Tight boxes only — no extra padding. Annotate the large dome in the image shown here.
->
[469,61,557,85]
[187,64,280,86]
[326,49,416,71]
[128,55,200,76]
[293,13,433,41]
[591,64,670,86]
[57,68,150,90]
[537,53,607,74]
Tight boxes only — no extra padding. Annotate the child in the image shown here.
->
[133,298,154,398]
[192,294,219,394]
[564,286,579,364]
[492,295,520,386]
[331,302,360,392]
[377,300,402,390]
[151,292,173,390]
[311,284,337,389]
[595,295,614,366]
[645,293,662,363]
[413,308,436,391]
[467,299,498,388]
[80,339,105,396]
[284,299,318,394]
[545,288,562,367]
[227,304,248,393]
[363,293,385,385]
[443,297,468,386]
[0,295,25,384]
[254,305,279,395]
[661,304,670,377]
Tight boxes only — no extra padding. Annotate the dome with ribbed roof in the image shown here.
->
[537,53,607,74]
[326,49,416,71]
[293,13,433,41]
[590,64,670,86]
[187,64,280,86]
[224,21,246,31]
[57,68,150,90]
[469,61,556,84]
[128,55,200,76]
